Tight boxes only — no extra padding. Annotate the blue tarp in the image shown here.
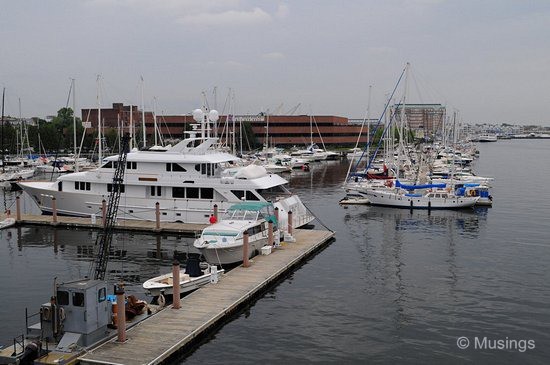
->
[395,180,446,190]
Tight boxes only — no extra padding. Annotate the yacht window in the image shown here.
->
[246,191,260,201]
[113,162,118,169]
[256,185,287,200]
[58,182,63,192]
[172,187,185,198]
[201,188,214,200]
[57,290,69,306]
[187,187,199,199]
[102,161,113,168]
[107,184,125,193]
[127,161,137,169]
[80,182,86,190]
[231,190,245,200]
[171,163,186,172]
[72,292,85,307]
[98,288,106,303]
[75,182,79,190]
[150,186,162,197]
[86,182,91,190]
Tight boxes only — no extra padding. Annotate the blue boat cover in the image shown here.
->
[395,180,446,190]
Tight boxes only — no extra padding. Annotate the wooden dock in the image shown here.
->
[1,214,207,236]
[78,228,335,365]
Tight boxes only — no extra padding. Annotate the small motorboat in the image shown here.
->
[0,217,16,229]
[143,257,223,298]
[339,193,370,205]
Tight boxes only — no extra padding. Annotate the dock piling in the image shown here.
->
[52,197,58,224]
[102,199,107,227]
[16,195,21,222]
[268,220,274,246]
[115,284,126,343]
[172,261,181,309]
[213,204,218,221]
[155,202,160,230]
[242,230,250,268]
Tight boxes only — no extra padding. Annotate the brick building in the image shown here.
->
[81,103,368,148]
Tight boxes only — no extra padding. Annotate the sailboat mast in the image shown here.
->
[129,105,133,150]
[141,76,146,148]
[72,78,79,172]
[153,97,158,146]
[97,75,102,163]
[1,87,5,173]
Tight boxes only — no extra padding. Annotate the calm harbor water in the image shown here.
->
[1,140,549,364]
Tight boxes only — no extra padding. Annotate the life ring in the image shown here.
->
[59,307,66,321]
[42,307,51,321]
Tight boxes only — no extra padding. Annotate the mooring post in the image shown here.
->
[102,199,107,227]
[155,202,160,230]
[213,204,218,221]
[287,211,293,236]
[274,207,279,224]
[172,260,181,309]
[16,195,21,222]
[115,283,126,343]
[242,230,250,268]
[52,197,58,223]
[268,220,274,246]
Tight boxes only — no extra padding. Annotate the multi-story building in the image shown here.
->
[81,103,369,148]
[392,104,446,137]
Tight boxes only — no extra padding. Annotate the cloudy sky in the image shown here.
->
[1,0,549,124]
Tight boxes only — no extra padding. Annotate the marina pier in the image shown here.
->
[78,228,334,365]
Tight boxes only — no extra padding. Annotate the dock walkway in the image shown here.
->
[79,228,335,365]
[1,214,207,236]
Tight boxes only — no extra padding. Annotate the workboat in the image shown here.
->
[17,108,314,229]
[364,181,479,209]
[194,201,280,266]
[143,256,224,298]
[0,278,153,365]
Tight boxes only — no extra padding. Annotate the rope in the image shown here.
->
[302,201,333,233]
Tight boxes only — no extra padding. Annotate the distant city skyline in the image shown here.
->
[1,1,550,125]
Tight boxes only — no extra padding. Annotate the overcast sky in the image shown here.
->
[1,0,549,124]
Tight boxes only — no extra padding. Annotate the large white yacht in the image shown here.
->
[18,109,314,228]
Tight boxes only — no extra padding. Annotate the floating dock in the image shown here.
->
[78,228,335,365]
[1,214,207,236]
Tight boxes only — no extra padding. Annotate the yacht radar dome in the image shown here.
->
[208,110,219,122]
[192,108,204,122]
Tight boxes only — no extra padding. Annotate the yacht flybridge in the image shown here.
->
[18,108,314,228]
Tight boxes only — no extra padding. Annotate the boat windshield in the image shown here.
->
[224,209,260,221]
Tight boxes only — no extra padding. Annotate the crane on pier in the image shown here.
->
[90,134,130,281]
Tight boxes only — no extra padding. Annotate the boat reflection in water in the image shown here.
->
[344,205,487,238]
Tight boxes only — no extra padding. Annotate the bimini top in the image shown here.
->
[228,201,274,212]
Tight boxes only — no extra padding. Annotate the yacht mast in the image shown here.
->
[129,105,133,150]
[1,88,4,173]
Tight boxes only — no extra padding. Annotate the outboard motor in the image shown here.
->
[184,254,202,277]
[19,340,41,365]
